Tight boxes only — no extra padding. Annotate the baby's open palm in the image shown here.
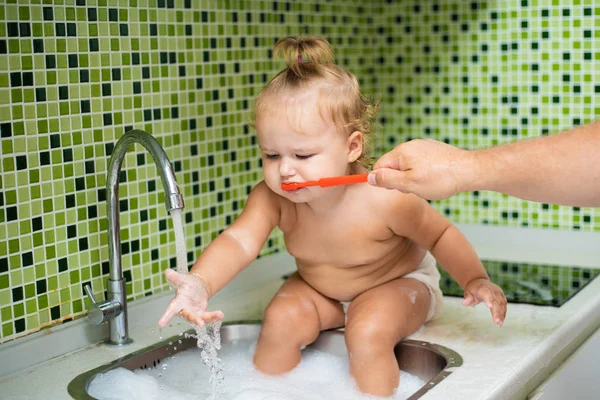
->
[158,269,224,328]
[462,278,507,327]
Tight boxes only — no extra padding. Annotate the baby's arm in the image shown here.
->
[388,194,507,326]
[188,181,281,295]
[158,181,281,327]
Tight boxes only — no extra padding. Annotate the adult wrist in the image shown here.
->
[457,149,484,194]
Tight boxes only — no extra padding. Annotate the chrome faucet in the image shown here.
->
[84,129,185,345]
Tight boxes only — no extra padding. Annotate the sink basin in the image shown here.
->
[68,322,462,399]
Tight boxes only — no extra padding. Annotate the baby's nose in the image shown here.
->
[279,159,295,177]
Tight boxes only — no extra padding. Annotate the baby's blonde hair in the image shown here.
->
[253,36,378,170]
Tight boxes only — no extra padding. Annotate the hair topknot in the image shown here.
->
[274,36,335,78]
[254,35,379,172]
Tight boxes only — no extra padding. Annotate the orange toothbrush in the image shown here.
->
[281,174,368,191]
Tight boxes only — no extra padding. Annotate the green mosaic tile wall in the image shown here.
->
[0,0,598,344]
[0,0,378,343]
[374,0,600,230]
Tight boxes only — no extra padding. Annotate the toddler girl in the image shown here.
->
[159,36,507,397]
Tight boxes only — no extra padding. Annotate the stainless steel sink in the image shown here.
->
[68,322,462,399]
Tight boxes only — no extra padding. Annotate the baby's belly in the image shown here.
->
[296,246,427,301]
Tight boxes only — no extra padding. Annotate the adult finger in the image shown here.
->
[372,151,404,171]
[368,168,414,193]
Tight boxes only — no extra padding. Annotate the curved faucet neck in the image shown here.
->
[106,130,184,281]
[93,129,184,345]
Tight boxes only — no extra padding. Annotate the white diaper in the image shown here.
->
[341,252,443,322]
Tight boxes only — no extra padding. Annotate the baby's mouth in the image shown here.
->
[281,182,305,193]
[281,181,302,191]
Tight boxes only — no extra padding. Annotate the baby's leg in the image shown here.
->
[253,272,345,374]
[345,277,431,397]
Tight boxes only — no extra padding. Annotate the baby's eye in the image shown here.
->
[265,154,279,160]
[295,154,314,160]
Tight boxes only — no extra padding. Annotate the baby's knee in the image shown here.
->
[345,320,397,355]
[261,294,320,343]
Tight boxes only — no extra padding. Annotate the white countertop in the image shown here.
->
[414,278,600,399]
[2,225,600,400]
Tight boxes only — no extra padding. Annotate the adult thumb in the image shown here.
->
[368,168,411,192]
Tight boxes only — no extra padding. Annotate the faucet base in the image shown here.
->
[106,337,134,346]
[107,278,132,345]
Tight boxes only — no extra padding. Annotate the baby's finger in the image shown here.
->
[164,268,186,286]
[158,297,181,328]
[201,310,225,323]
[181,309,206,328]
[472,285,496,309]
[490,296,507,326]
[462,292,479,307]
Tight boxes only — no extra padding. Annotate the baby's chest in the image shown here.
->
[283,215,394,264]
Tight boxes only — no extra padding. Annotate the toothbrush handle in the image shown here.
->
[318,174,369,187]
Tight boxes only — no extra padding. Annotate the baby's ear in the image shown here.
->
[346,131,363,163]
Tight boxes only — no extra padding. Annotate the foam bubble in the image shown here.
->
[89,339,425,400]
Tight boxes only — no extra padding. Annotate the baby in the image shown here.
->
[159,36,507,397]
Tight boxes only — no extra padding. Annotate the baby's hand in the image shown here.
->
[462,278,507,326]
[158,269,224,328]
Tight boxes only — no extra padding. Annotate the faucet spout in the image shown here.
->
[90,129,185,345]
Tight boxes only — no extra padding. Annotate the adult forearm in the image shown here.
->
[464,120,600,206]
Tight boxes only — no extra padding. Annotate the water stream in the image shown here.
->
[169,209,224,397]
[169,209,189,274]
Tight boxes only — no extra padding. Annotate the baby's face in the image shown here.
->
[256,95,351,203]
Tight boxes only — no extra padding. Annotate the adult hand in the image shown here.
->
[368,139,475,200]
[158,269,224,328]
[462,278,507,327]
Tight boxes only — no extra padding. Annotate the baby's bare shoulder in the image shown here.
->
[361,183,427,214]
[246,181,289,224]
[248,180,279,206]
[251,182,297,232]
